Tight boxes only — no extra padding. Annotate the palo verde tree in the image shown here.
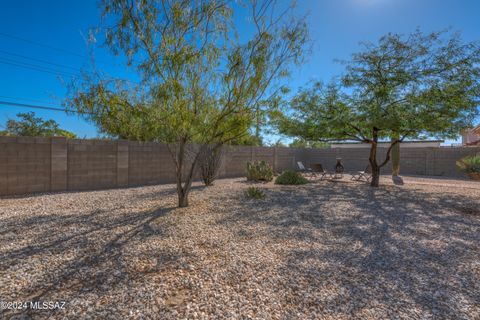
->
[277,29,480,187]
[68,0,308,207]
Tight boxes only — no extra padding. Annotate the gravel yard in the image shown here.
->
[1,176,479,319]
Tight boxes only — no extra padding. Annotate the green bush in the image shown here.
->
[456,155,480,173]
[244,186,266,199]
[246,160,274,182]
[275,170,309,185]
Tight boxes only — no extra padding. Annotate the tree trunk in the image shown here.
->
[369,128,380,187]
[171,140,197,208]
[178,189,189,207]
[176,162,196,208]
[370,164,380,187]
[176,172,194,208]
[391,133,400,176]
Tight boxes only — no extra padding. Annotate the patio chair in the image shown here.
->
[297,161,316,178]
[311,163,333,180]
[351,164,372,182]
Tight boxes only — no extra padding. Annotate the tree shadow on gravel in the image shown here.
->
[0,185,209,243]
[0,182,198,202]
[215,181,480,318]
[131,184,207,201]
[0,204,189,320]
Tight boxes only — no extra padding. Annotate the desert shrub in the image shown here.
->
[246,160,274,182]
[456,155,480,173]
[244,186,266,199]
[199,145,223,186]
[457,155,480,180]
[275,170,309,185]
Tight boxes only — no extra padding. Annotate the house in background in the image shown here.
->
[462,124,480,146]
[330,140,444,149]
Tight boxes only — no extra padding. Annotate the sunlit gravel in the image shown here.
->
[1,176,479,319]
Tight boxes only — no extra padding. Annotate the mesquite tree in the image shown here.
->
[277,29,480,187]
[68,0,308,206]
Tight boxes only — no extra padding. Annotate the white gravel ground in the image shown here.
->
[0,176,479,319]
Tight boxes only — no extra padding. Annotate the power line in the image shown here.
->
[0,31,88,59]
[0,95,62,105]
[0,100,94,115]
[0,32,142,84]
[0,59,78,78]
[0,31,120,67]
[0,32,142,83]
[0,53,142,84]
[0,58,142,85]
[0,95,60,106]
[0,49,83,72]
[0,56,79,76]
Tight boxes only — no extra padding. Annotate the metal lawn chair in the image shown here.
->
[297,161,316,178]
[311,163,333,180]
[351,164,372,182]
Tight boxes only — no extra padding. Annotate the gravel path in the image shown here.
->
[0,177,479,319]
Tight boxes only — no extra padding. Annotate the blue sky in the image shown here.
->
[0,0,479,143]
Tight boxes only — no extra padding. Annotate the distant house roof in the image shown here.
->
[462,125,480,145]
[330,140,444,148]
[330,140,444,145]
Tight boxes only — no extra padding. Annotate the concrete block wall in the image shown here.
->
[0,138,302,196]
[305,146,480,178]
[276,147,302,173]
[50,137,67,191]
[222,146,254,178]
[128,142,177,185]
[1,136,479,196]
[67,139,118,190]
[219,145,303,178]
[429,147,480,177]
[0,136,51,195]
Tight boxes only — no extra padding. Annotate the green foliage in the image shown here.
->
[68,0,309,207]
[275,170,309,185]
[69,0,308,146]
[244,186,266,200]
[246,161,274,182]
[0,112,77,138]
[276,29,480,186]
[457,155,480,173]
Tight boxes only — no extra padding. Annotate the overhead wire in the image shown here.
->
[0,31,140,116]
[0,49,83,72]
[0,57,78,77]
[0,31,92,59]
[0,100,95,115]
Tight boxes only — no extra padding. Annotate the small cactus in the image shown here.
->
[244,186,266,199]
[246,161,274,182]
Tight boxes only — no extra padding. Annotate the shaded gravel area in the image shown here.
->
[0,177,479,319]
